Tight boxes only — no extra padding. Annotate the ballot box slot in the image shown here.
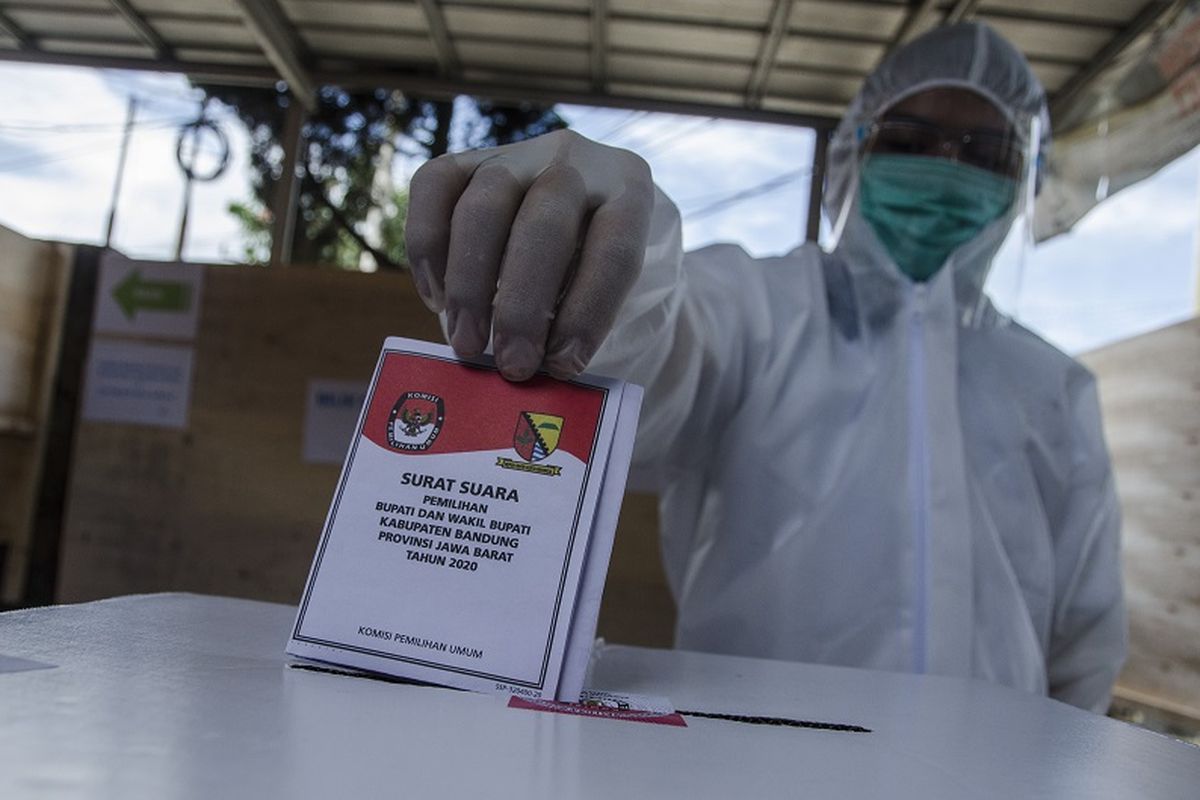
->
[289,663,871,731]
[287,661,459,692]
[678,709,871,733]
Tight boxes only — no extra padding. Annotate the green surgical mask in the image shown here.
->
[858,154,1016,282]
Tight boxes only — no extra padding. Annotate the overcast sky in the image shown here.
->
[0,62,1195,356]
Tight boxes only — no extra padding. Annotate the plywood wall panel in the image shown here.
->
[57,266,443,604]
[1082,318,1200,719]
[0,226,71,604]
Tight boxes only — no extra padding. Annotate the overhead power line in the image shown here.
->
[0,112,230,173]
[636,117,717,160]
[0,133,127,172]
[591,110,648,143]
[680,167,810,222]
[0,115,194,134]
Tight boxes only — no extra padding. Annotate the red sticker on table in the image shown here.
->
[507,695,688,727]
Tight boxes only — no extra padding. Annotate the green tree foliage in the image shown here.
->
[200,85,565,269]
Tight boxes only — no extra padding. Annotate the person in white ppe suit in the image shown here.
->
[404,22,1127,713]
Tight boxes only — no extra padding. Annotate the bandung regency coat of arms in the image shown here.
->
[496,411,565,476]
[514,412,563,462]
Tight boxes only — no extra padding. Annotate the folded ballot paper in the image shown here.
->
[288,336,643,701]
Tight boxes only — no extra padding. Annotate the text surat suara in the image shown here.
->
[397,471,521,502]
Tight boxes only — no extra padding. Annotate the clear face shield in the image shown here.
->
[979,113,1041,326]
[827,87,1041,327]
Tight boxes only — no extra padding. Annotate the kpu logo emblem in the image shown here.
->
[386,391,444,451]
[497,411,564,476]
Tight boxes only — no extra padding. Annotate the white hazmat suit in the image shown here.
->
[588,23,1127,713]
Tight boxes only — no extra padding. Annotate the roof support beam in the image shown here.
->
[0,48,278,84]
[231,0,317,110]
[590,0,607,93]
[943,0,982,26]
[329,67,842,131]
[1049,0,1182,119]
[0,49,842,130]
[0,10,34,50]
[805,127,829,242]
[746,0,793,109]
[270,98,306,267]
[416,0,460,76]
[108,0,171,59]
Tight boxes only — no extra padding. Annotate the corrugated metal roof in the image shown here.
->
[0,0,1188,131]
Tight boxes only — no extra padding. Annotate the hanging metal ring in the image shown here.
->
[175,116,230,182]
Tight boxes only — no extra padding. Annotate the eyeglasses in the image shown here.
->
[863,117,1025,178]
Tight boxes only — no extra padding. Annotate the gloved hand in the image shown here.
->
[405,129,654,381]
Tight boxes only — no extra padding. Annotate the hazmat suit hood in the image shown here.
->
[824,22,1051,326]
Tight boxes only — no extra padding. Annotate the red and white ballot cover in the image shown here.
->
[288,337,642,701]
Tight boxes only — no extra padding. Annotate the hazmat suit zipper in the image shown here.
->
[906,283,930,674]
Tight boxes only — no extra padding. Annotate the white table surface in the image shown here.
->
[1,593,1196,799]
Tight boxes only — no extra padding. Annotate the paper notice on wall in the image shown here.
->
[81,339,194,429]
[93,252,204,340]
[303,380,368,465]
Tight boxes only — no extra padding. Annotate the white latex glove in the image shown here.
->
[405,130,654,381]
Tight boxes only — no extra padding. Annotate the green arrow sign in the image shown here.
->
[113,269,192,320]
